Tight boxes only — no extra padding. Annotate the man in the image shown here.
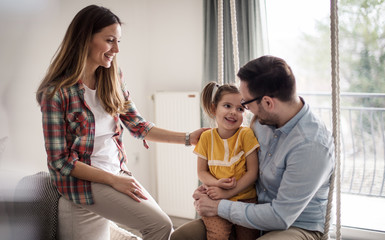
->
[171,55,335,240]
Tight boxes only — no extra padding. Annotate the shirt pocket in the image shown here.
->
[66,111,89,136]
[267,163,285,190]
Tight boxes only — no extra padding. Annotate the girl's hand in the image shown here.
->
[217,177,237,189]
[206,186,229,200]
[111,175,148,202]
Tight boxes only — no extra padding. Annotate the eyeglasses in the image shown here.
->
[241,96,263,109]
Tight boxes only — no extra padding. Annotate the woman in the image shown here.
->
[36,5,204,240]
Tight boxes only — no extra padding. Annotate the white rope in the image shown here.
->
[230,0,240,86]
[217,0,224,85]
[323,0,342,239]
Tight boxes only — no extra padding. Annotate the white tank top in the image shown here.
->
[83,84,120,174]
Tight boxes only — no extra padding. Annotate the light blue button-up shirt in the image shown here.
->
[218,100,335,233]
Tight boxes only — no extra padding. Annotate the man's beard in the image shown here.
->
[255,106,278,127]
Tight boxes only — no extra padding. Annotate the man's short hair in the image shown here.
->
[237,55,296,102]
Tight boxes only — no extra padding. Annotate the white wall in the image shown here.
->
[0,0,203,197]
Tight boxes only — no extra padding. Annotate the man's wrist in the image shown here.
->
[217,199,231,219]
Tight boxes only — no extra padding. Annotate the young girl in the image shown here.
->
[193,82,260,240]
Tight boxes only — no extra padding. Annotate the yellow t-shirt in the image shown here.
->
[194,126,259,201]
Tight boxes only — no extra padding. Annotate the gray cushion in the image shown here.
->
[11,171,60,240]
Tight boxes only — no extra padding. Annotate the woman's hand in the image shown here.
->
[111,174,148,202]
[70,162,148,202]
[190,127,210,145]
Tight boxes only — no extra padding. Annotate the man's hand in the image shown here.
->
[192,184,207,199]
[193,185,220,217]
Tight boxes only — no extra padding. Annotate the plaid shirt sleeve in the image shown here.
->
[119,99,154,139]
[118,72,154,139]
[41,88,76,176]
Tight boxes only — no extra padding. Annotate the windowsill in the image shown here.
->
[330,226,385,240]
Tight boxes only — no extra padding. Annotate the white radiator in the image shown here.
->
[153,91,200,219]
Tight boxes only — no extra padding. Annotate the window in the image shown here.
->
[265,0,385,239]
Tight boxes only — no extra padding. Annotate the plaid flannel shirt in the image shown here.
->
[40,81,154,205]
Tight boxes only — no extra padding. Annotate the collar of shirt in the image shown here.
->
[278,97,307,135]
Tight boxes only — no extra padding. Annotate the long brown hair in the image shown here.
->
[36,5,127,115]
